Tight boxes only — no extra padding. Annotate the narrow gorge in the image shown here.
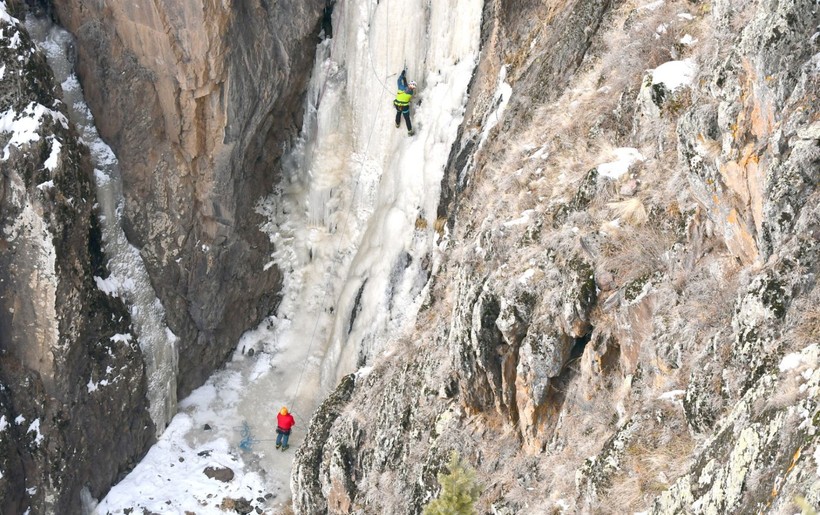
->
[0,0,818,513]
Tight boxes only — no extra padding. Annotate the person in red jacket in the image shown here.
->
[276,406,296,451]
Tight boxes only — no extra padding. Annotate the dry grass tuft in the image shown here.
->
[600,0,692,83]
[597,404,695,512]
[434,216,447,236]
[675,255,741,331]
[795,306,820,344]
[607,198,649,225]
[274,503,296,515]
[599,225,675,285]
[726,0,759,33]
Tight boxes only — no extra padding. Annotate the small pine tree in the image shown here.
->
[423,451,481,515]
[795,496,819,515]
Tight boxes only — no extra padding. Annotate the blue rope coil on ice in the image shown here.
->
[237,421,278,452]
[239,421,255,452]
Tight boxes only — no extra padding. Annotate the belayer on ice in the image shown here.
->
[394,69,417,135]
[275,406,296,451]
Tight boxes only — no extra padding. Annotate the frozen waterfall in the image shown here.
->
[255,0,484,401]
[94,0,484,511]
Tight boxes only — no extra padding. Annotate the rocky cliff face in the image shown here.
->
[293,0,819,512]
[0,3,154,512]
[49,0,325,396]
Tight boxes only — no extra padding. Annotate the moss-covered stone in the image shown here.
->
[576,419,638,502]
[757,275,787,319]
[624,271,661,302]
[568,257,596,312]
[572,168,599,211]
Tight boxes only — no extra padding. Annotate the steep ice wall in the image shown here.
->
[292,0,819,512]
[0,3,154,513]
[308,0,483,390]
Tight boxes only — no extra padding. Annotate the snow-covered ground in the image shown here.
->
[43,0,483,512]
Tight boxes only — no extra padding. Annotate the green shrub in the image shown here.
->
[423,452,481,515]
[795,496,818,515]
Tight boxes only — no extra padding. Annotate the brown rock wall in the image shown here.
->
[50,0,324,395]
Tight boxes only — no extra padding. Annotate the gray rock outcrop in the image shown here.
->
[292,0,819,512]
[0,3,154,512]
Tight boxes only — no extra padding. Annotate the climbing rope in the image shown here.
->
[239,0,420,452]
[234,0,397,452]
[238,422,254,451]
[236,422,277,452]
[235,1,345,452]
[367,0,395,94]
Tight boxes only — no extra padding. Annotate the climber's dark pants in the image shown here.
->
[395,105,412,131]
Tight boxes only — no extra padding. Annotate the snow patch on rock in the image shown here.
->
[652,59,697,92]
[597,148,646,180]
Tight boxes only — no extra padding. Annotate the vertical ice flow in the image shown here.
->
[26,19,179,435]
[74,0,485,508]
[253,0,483,421]
[321,0,483,386]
